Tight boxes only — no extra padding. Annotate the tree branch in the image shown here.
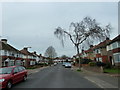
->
[63,31,76,45]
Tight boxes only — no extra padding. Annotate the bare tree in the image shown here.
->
[54,16,112,69]
[44,46,57,65]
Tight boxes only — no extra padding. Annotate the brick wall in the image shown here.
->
[82,66,103,73]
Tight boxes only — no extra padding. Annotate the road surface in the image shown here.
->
[11,64,100,89]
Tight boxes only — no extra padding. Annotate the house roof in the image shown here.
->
[107,34,120,45]
[32,52,39,57]
[0,41,20,53]
[20,49,32,56]
[84,49,93,53]
[93,39,111,49]
[81,39,111,53]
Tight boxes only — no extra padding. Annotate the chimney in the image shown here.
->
[106,37,110,40]
[90,45,93,48]
[82,49,84,52]
[23,48,28,51]
[1,39,7,44]
[33,51,36,54]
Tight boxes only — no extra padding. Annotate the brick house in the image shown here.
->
[32,51,41,64]
[20,48,36,67]
[107,34,120,66]
[93,38,111,63]
[0,39,24,67]
[81,45,95,61]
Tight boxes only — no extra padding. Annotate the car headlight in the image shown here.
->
[0,79,5,82]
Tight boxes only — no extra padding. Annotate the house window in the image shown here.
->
[113,53,120,63]
[99,58,102,62]
[0,50,1,56]
[112,42,118,49]
[107,45,112,51]
[9,60,15,66]
[15,60,22,65]
[107,46,109,51]
[4,50,7,56]
[30,61,35,65]
[96,58,99,61]
[95,49,101,54]
[118,41,120,48]
[30,61,33,65]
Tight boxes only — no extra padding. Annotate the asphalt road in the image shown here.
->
[11,64,100,89]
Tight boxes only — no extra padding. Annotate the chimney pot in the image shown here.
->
[90,45,93,48]
[1,39,7,44]
[106,37,110,40]
[24,48,28,51]
[34,51,36,54]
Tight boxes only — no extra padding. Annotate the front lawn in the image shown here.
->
[103,68,120,74]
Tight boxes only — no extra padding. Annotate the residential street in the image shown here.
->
[11,64,100,89]
[1,2,119,90]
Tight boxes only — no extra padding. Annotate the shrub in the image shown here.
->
[37,63,48,66]
[44,63,48,66]
[26,66,37,69]
[104,63,112,69]
[96,62,106,67]
[81,59,92,64]
[77,69,82,72]
[75,58,79,63]
[88,62,96,66]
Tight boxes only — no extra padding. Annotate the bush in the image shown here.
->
[77,69,82,72]
[96,62,106,67]
[26,66,37,69]
[104,63,112,69]
[88,62,96,66]
[44,63,48,66]
[37,63,48,66]
[75,58,79,63]
[81,59,92,64]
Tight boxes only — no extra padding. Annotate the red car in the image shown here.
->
[0,66,27,89]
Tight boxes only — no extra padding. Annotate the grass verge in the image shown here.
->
[77,69,82,72]
[103,68,120,74]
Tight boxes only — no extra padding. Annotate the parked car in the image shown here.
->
[64,63,72,68]
[62,62,66,66]
[0,66,27,89]
[54,62,57,66]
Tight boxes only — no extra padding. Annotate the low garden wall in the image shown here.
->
[82,66,104,73]
[74,63,103,73]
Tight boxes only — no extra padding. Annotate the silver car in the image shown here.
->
[64,63,72,68]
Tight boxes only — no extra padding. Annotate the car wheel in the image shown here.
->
[23,75,27,81]
[6,81,12,89]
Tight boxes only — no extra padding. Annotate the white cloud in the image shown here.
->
[2,2,118,57]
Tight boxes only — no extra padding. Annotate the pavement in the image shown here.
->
[27,66,49,75]
[71,66,120,89]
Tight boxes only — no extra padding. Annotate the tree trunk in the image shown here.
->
[76,45,81,70]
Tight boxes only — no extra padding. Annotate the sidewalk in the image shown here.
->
[72,66,120,88]
[27,66,49,75]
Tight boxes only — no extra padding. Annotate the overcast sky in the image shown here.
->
[1,2,118,57]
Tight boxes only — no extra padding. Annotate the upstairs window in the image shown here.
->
[113,53,120,63]
[118,41,120,48]
[112,42,118,49]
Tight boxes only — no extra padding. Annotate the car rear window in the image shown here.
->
[0,67,13,74]
[14,67,19,73]
[18,66,26,72]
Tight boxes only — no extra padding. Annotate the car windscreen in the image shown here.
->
[0,67,13,74]
[65,63,71,65]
